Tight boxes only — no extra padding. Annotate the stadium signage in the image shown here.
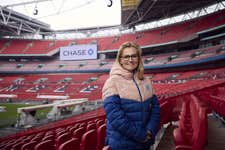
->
[60,44,97,60]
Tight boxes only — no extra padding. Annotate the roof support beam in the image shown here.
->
[0,6,51,36]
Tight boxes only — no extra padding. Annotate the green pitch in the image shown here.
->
[0,103,51,128]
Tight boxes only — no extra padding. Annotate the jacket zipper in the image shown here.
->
[132,73,146,125]
[132,73,143,102]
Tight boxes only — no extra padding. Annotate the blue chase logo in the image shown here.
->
[88,48,94,55]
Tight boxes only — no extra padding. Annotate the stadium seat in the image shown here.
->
[159,101,169,126]
[56,132,71,150]
[11,141,24,150]
[59,138,80,150]
[21,140,37,150]
[42,134,54,141]
[73,126,86,142]
[173,95,208,150]
[56,129,68,137]
[3,143,14,150]
[86,122,96,131]
[79,122,86,128]
[80,129,97,150]
[96,119,104,128]
[34,139,55,150]
[97,123,106,150]
[68,125,79,133]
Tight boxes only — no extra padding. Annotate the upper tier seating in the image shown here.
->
[0,9,225,55]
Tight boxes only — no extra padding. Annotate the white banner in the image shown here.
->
[60,44,97,60]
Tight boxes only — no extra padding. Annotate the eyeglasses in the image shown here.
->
[120,54,138,61]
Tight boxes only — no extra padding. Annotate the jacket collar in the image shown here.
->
[110,62,136,80]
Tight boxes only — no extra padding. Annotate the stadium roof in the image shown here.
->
[0,5,52,37]
[0,0,121,37]
[122,0,225,28]
[0,0,225,38]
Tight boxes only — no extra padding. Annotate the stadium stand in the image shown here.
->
[1,1,225,150]
[0,9,225,56]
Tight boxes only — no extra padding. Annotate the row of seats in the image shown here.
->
[194,84,225,117]
[1,77,225,149]
[0,118,106,150]
[173,94,208,150]
[1,9,225,54]
[1,69,225,101]
[159,97,180,126]
[0,43,224,74]
[1,67,224,86]
[44,123,106,150]
[209,95,225,117]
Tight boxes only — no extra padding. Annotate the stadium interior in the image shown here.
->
[0,0,225,150]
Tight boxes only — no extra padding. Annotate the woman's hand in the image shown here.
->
[143,130,152,142]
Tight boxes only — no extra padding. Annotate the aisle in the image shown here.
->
[205,114,225,150]
[155,124,175,150]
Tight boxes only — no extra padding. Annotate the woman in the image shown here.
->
[102,42,160,150]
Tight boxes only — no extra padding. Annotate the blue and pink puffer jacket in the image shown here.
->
[102,63,160,150]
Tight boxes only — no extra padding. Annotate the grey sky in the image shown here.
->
[0,0,121,30]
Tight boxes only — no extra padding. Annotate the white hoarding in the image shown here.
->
[60,44,97,60]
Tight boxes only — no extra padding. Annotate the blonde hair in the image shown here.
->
[116,41,144,80]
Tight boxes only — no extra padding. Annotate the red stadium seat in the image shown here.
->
[97,123,106,150]
[11,141,24,150]
[42,134,54,141]
[3,143,14,150]
[80,129,97,150]
[59,138,80,150]
[73,127,86,142]
[96,119,104,128]
[21,141,37,150]
[56,132,71,150]
[159,101,169,126]
[86,122,96,131]
[34,139,55,150]
[173,95,208,150]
